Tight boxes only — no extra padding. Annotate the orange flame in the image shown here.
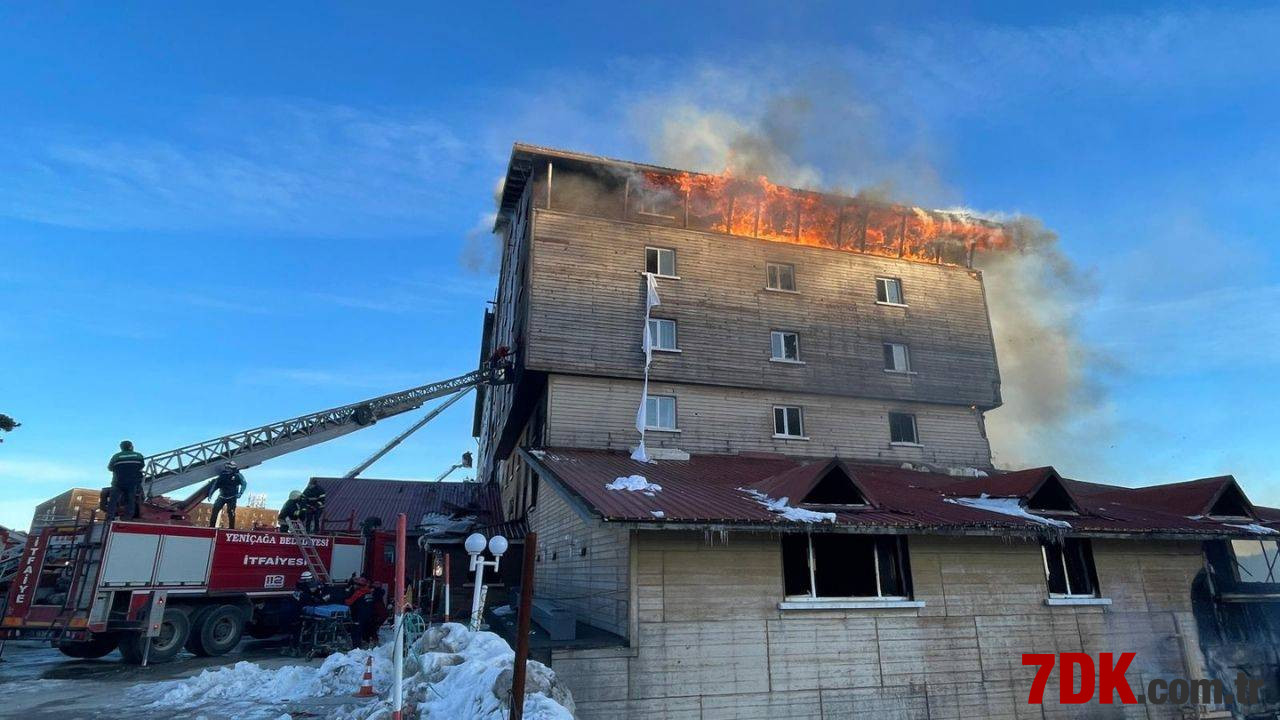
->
[641,170,1009,266]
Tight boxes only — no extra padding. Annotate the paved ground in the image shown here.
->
[0,637,347,719]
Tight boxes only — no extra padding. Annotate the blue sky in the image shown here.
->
[2,3,1278,529]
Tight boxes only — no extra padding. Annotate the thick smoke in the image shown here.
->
[459,177,505,273]
[631,84,1106,470]
[973,219,1106,468]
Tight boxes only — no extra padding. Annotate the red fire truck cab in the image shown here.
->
[1,518,369,663]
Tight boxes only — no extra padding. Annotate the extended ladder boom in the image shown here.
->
[143,361,512,498]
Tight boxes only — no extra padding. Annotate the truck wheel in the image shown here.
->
[184,605,215,655]
[55,633,118,659]
[118,608,191,664]
[196,604,244,657]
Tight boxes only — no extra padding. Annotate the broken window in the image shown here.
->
[883,343,911,373]
[876,277,905,305]
[647,318,678,351]
[645,247,676,277]
[1042,538,1100,597]
[782,534,911,599]
[1231,539,1280,584]
[645,395,677,430]
[771,331,800,362]
[766,263,796,291]
[888,412,918,444]
[773,405,805,437]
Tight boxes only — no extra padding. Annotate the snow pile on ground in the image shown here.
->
[740,488,836,523]
[134,624,574,720]
[383,622,574,720]
[945,494,1071,528]
[605,475,662,496]
[143,643,395,709]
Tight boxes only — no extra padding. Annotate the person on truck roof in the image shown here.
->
[208,461,247,529]
[278,490,304,532]
[105,440,145,520]
[300,479,327,533]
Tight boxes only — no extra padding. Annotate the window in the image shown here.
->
[1042,539,1100,597]
[645,247,676,277]
[782,534,911,599]
[770,331,800,362]
[766,263,796,291]
[883,343,911,373]
[645,395,677,431]
[647,318,678,351]
[888,412,918,444]
[1231,539,1280,584]
[876,277,905,305]
[774,406,805,438]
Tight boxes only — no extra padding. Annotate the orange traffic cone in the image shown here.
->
[353,655,376,698]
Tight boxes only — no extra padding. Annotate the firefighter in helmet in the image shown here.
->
[208,461,247,528]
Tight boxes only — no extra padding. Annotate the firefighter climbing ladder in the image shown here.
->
[283,518,331,584]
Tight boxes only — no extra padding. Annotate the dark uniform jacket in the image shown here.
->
[279,497,303,520]
[107,450,145,485]
[211,469,247,498]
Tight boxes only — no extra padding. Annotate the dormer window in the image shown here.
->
[801,465,869,508]
[1208,483,1255,520]
[1026,475,1079,515]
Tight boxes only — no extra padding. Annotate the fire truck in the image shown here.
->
[0,359,511,663]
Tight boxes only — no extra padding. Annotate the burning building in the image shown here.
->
[475,144,1280,718]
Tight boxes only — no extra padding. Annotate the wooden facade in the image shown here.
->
[480,149,1005,481]
[546,375,993,468]
[548,531,1208,720]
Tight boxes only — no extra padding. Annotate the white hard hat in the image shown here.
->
[300,571,314,581]
[289,490,302,500]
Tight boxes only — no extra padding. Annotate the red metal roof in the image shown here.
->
[311,477,502,533]
[523,448,1278,538]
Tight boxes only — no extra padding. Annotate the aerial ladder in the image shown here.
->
[134,355,514,523]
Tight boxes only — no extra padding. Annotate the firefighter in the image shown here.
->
[300,479,327,533]
[278,490,304,532]
[207,461,247,529]
[105,440,145,520]
[345,576,375,648]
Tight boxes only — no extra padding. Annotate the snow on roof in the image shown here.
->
[943,494,1071,529]
[741,488,836,524]
[605,475,662,496]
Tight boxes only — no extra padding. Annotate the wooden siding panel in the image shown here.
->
[525,210,1001,408]
[526,481,630,636]
[547,374,993,467]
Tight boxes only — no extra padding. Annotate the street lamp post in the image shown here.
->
[464,532,507,630]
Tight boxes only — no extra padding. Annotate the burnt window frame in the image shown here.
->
[782,533,913,601]
[1230,539,1280,585]
[1042,538,1101,599]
